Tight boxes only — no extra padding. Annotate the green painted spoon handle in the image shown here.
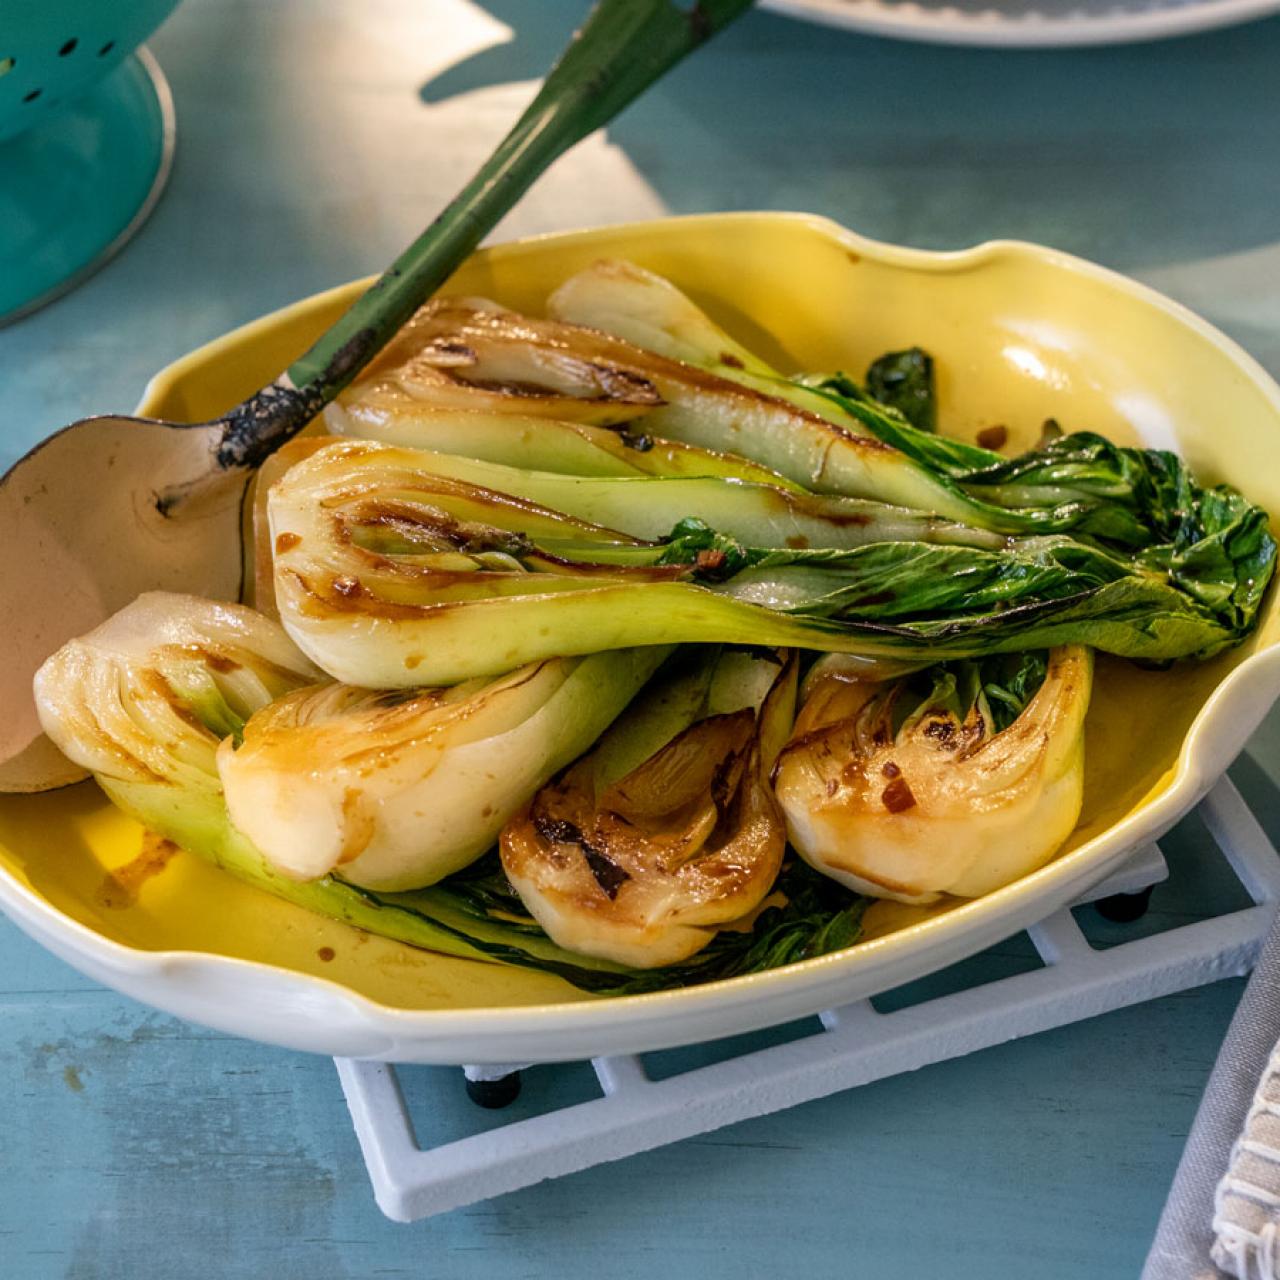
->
[216,0,753,470]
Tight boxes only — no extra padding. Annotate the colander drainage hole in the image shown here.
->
[59,38,78,56]
[23,88,41,103]
[98,40,115,57]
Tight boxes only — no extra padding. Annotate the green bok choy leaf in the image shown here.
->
[864,347,937,433]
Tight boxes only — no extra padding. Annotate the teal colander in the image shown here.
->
[0,1,181,324]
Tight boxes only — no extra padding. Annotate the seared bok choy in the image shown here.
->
[27,597,513,950]
[269,439,1268,689]
[33,595,867,993]
[30,253,1280,995]
[549,259,1278,558]
[218,648,666,891]
[328,383,796,487]
[313,437,1004,552]
[332,293,980,523]
[34,593,321,791]
[501,647,797,966]
[775,649,1091,903]
[33,592,663,896]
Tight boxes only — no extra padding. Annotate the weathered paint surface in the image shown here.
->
[0,921,1248,1279]
[5,1,1280,1275]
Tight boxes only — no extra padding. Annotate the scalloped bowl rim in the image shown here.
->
[4,211,1279,1063]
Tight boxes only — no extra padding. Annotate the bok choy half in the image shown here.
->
[502,647,798,967]
[776,648,1091,904]
[548,259,1269,552]
[268,438,1271,690]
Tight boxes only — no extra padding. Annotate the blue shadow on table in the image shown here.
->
[420,2,1280,271]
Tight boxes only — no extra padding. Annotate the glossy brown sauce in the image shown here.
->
[96,832,180,910]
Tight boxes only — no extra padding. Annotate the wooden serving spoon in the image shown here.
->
[0,0,753,792]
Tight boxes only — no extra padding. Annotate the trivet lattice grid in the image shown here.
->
[336,773,1280,1223]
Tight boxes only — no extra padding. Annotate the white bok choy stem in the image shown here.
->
[327,386,796,487]
[344,294,662,427]
[550,258,947,452]
[332,295,981,522]
[218,645,667,891]
[309,438,1005,551]
[547,256,935,448]
[500,647,798,967]
[547,257,777,377]
[34,592,322,793]
[774,646,1092,904]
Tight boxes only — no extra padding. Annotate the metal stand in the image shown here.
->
[337,776,1280,1223]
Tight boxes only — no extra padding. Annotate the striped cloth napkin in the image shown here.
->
[1144,913,1280,1280]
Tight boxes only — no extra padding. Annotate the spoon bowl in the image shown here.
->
[0,414,236,789]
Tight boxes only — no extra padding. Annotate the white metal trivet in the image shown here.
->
[336,775,1280,1223]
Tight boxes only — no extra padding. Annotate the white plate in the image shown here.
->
[762,0,1280,47]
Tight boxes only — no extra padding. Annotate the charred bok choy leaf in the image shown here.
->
[501,647,797,967]
[267,440,1269,689]
[863,347,936,433]
[776,647,1090,903]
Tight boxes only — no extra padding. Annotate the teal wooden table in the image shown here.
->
[4,3,1280,1275]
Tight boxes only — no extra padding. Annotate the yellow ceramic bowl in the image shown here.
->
[3,212,1280,1063]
